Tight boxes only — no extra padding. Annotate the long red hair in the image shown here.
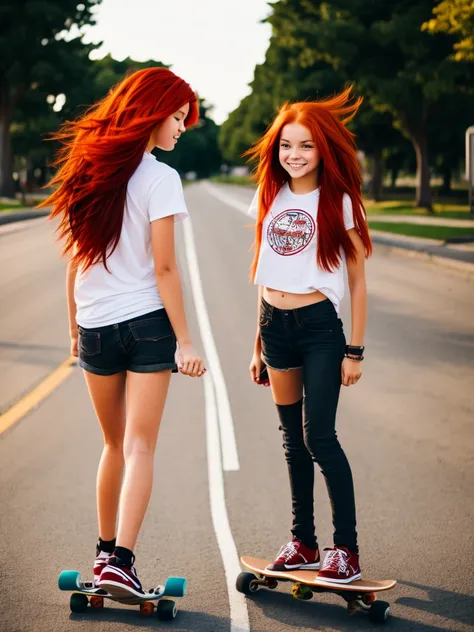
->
[244,86,372,279]
[40,67,198,270]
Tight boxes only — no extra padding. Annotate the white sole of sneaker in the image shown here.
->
[284,562,321,570]
[98,580,145,599]
[299,563,321,570]
[265,562,321,571]
[317,573,362,584]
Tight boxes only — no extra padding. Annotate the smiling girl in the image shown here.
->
[41,68,205,598]
[246,87,372,583]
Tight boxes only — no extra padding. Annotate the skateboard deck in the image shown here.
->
[237,556,396,625]
[58,570,186,620]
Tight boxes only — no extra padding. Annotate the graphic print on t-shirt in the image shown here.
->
[267,208,315,256]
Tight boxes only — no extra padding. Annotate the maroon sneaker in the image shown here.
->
[266,537,320,571]
[318,546,361,583]
[98,556,144,598]
[94,550,112,585]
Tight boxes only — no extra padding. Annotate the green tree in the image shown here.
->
[61,54,167,120]
[350,106,405,201]
[219,33,345,165]
[219,95,255,164]
[0,0,101,196]
[10,85,60,196]
[265,0,472,210]
[423,0,474,61]
[220,7,415,203]
[428,92,473,193]
[10,54,166,194]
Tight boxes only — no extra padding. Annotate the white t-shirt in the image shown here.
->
[75,152,188,328]
[248,183,355,314]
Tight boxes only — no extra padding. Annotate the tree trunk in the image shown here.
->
[410,129,433,212]
[369,148,384,202]
[390,166,400,188]
[440,159,452,194]
[0,85,14,198]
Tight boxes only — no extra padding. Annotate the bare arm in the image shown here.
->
[345,228,368,347]
[342,228,367,386]
[254,284,263,353]
[151,216,204,377]
[249,284,269,384]
[151,216,190,344]
[66,256,79,356]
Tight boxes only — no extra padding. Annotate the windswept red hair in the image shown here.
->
[244,86,372,279]
[40,67,199,270]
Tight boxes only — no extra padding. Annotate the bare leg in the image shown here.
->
[83,370,126,541]
[116,370,172,551]
[267,367,303,405]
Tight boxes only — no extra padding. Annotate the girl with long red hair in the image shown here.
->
[246,87,372,583]
[41,67,205,598]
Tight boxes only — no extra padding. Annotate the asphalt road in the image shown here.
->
[0,182,473,632]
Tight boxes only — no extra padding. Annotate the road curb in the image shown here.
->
[371,232,474,275]
[0,210,49,225]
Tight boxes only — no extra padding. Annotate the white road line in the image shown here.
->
[182,215,240,472]
[201,182,250,217]
[204,373,250,632]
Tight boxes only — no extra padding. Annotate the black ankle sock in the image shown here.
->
[113,546,134,568]
[98,537,116,554]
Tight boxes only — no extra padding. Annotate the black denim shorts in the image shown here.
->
[260,297,345,371]
[78,309,177,376]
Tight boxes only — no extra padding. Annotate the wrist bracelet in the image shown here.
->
[345,345,365,357]
[344,353,364,361]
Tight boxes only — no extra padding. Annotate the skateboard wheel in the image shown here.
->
[163,577,187,597]
[236,572,259,595]
[58,570,81,592]
[90,596,104,609]
[157,598,177,621]
[266,578,278,590]
[369,600,391,624]
[362,592,377,606]
[292,583,313,600]
[70,593,89,613]
[139,601,155,616]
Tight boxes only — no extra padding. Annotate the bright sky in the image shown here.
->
[81,0,272,124]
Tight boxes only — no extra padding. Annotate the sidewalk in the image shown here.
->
[370,229,474,271]
[369,214,474,228]
[0,208,49,225]
[368,213,474,270]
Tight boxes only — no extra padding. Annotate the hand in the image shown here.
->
[249,352,270,387]
[70,332,78,358]
[177,343,206,377]
[341,357,362,387]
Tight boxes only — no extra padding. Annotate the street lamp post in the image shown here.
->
[466,126,474,215]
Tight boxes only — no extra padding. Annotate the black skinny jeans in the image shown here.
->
[260,297,358,552]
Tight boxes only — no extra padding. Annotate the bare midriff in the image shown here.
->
[263,287,328,310]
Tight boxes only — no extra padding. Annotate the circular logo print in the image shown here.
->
[267,209,315,256]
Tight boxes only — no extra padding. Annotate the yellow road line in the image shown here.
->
[0,356,77,435]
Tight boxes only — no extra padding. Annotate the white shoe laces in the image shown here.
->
[278,541,299,562]
[323,548,348,573]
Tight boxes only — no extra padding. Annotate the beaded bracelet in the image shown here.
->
[344,353,364,361]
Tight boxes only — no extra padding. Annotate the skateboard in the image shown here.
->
[237,556,396,625]
[58,569,186,620]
